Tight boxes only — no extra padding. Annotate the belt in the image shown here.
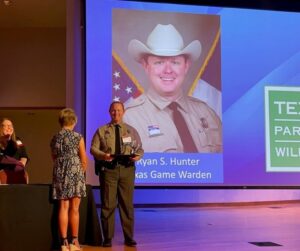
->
[95,157,134,173]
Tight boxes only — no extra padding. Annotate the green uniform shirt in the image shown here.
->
[90,122,144,160]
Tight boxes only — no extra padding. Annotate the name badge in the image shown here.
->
[148,125,162,137]
[122,136,132,144]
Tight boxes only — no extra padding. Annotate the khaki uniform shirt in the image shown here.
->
[124,90,222,153]
[90,122,144,160]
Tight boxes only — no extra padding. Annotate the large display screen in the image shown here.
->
[86,0,300,186]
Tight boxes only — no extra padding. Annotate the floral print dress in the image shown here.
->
[50,129,86,199]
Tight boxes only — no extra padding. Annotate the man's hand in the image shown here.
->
[130,154,141,162]
[103,153,113,161]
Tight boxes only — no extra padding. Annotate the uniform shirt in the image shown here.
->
[124,89,222,153]
[90,122,144,161]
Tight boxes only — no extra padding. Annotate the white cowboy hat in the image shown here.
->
[128,24,202,63]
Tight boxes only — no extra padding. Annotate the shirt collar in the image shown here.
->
[108,121,124,128]
[147,88,188,112]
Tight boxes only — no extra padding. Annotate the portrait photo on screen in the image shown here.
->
[112,9,222,153]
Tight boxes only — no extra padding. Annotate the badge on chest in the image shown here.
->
[122,136,132,144]
[148,125,162,137]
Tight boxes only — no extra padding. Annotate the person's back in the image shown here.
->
[50,108,87,251]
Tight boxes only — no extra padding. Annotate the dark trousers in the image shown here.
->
[99,165,135,240]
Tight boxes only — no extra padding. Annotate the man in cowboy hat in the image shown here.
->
[124,24,222,153]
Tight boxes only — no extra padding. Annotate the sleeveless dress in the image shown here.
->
[50,128,86,199]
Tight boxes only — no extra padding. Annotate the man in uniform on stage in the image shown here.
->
[90,101,144,247]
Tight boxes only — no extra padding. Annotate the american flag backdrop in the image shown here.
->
[112,51,144,104]
[189,29,221,96]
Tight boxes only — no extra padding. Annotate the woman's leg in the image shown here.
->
[58,199,69,245]
[69,197,81,247]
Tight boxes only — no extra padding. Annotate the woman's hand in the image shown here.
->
[19,158,27,167]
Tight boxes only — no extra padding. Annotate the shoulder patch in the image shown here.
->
[100,124,111,133]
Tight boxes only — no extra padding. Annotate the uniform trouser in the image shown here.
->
[99,165,135,240]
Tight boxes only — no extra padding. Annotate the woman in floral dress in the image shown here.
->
[50,108,87,251]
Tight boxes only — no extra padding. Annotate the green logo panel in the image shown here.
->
[265,86,300,172]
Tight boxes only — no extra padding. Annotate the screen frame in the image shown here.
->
[84,0,300,188]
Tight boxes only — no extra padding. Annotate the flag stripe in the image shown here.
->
[188,28,221,96]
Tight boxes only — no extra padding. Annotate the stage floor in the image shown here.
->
[64,203,300,251]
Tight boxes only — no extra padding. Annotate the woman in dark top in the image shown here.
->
[0,118,29,184]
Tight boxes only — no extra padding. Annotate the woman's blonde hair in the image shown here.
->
[58,108,77,127]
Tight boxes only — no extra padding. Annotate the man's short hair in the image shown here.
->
[109,101,125,112]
